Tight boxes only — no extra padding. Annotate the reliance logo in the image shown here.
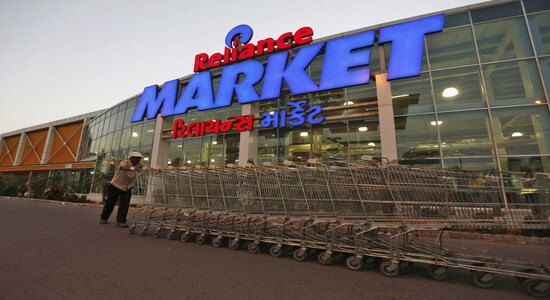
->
[131,14,444,123]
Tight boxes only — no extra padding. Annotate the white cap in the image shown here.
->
[129,151,143,158]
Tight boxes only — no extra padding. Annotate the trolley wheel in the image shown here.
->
[293,248,308,262]
[228,239,240,250]
[524,279,550,298]
[166,231,176,240]
[428,266,449,281]
[269,245,283,258]
[345,256,363,271]
[317,252,334,266]
[129,225,135,234]
[247,242,260,254]
[153,229,161,238]
[472,272,494,288]
[139,227,148,236]
[283,246,294,256]
[180,231,192,242]
[195,234,207,245]
[212,237,223,248]
[379,260,399,277]
[363,256,379,269]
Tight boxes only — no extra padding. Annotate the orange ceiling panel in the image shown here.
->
[0,135,21,167]
[20,129,48,165]
[48,121,83,164]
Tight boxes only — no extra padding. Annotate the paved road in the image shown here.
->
[0,197,548,300]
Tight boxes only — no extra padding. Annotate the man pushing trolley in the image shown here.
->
[100,151,144,227]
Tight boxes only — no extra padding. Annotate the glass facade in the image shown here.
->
[80,0,550,196]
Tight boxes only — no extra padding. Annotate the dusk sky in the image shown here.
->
[0,0,491,135]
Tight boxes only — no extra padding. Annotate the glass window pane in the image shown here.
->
[443,157,497,172]
[395,114,440,161]
[491,106,550,156]
[124,109,134,127]
[474,17,533,63]
[258,129,278,165]
[312,122,348,162]
[471,2,522,23]
[120,127,132,149]
[141,121,155,145]
[439,110,493,157]
[182,137,202,167]
[483,60,544,106]
[391,73,433,115]
[432,66,485,111]
[524,0,550,13]
[169,140,183,168]
[280,126,310,163]
[427,26,477,70]
[349,119,380,160]
[500,156,550,173]
[111,130,122,151]
[224,133,240,165]
[540,57,550,93]
[115,111,125,131]
[201,135,224,166]
[443,12,470,29]
[129,124,142,148]
[528,12,550,55]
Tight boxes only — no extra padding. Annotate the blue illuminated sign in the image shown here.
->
[132,15,444,123]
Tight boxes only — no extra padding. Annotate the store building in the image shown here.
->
[1,0,549,202]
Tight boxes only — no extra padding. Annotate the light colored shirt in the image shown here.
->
[110,160,143,191]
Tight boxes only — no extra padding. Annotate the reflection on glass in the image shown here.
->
[257,129,278,165]
[474,17,533,63]
[499,156,549,173]
[349,119,380,160]
[395,114,439,161]
[443,157,496,171]
[439,110,493,157]
[491,106,550,157]
[182,138,202,167]
[129,124,142,148]
[141,121,156,146]
[391,73,433,115]
[427,26,477,70]
[483,60,544,106]
[432,66,485,111]
[224,133,240,165]
[528,12,550,55]
[312,122,348,162]
[168,140,184,168]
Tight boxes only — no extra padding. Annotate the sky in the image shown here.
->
[0,0,492,135]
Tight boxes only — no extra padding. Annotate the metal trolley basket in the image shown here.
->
[129,159,550,298]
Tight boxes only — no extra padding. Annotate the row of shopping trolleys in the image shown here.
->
[129,207,550,298]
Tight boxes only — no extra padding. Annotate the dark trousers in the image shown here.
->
[100,184,132,223]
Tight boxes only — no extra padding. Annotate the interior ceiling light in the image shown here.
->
[534,100,543,104]
[442,87,459,98]
[143,157,149,161]
[392,94,410,99]
[358,127,368,132]
[511,132,523,137]
[132,132,139,137]
[212,141,218,145]
[430,120,443,126]
[343,101,354,106]
[300,132,309,137]
[368,142,375,146]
